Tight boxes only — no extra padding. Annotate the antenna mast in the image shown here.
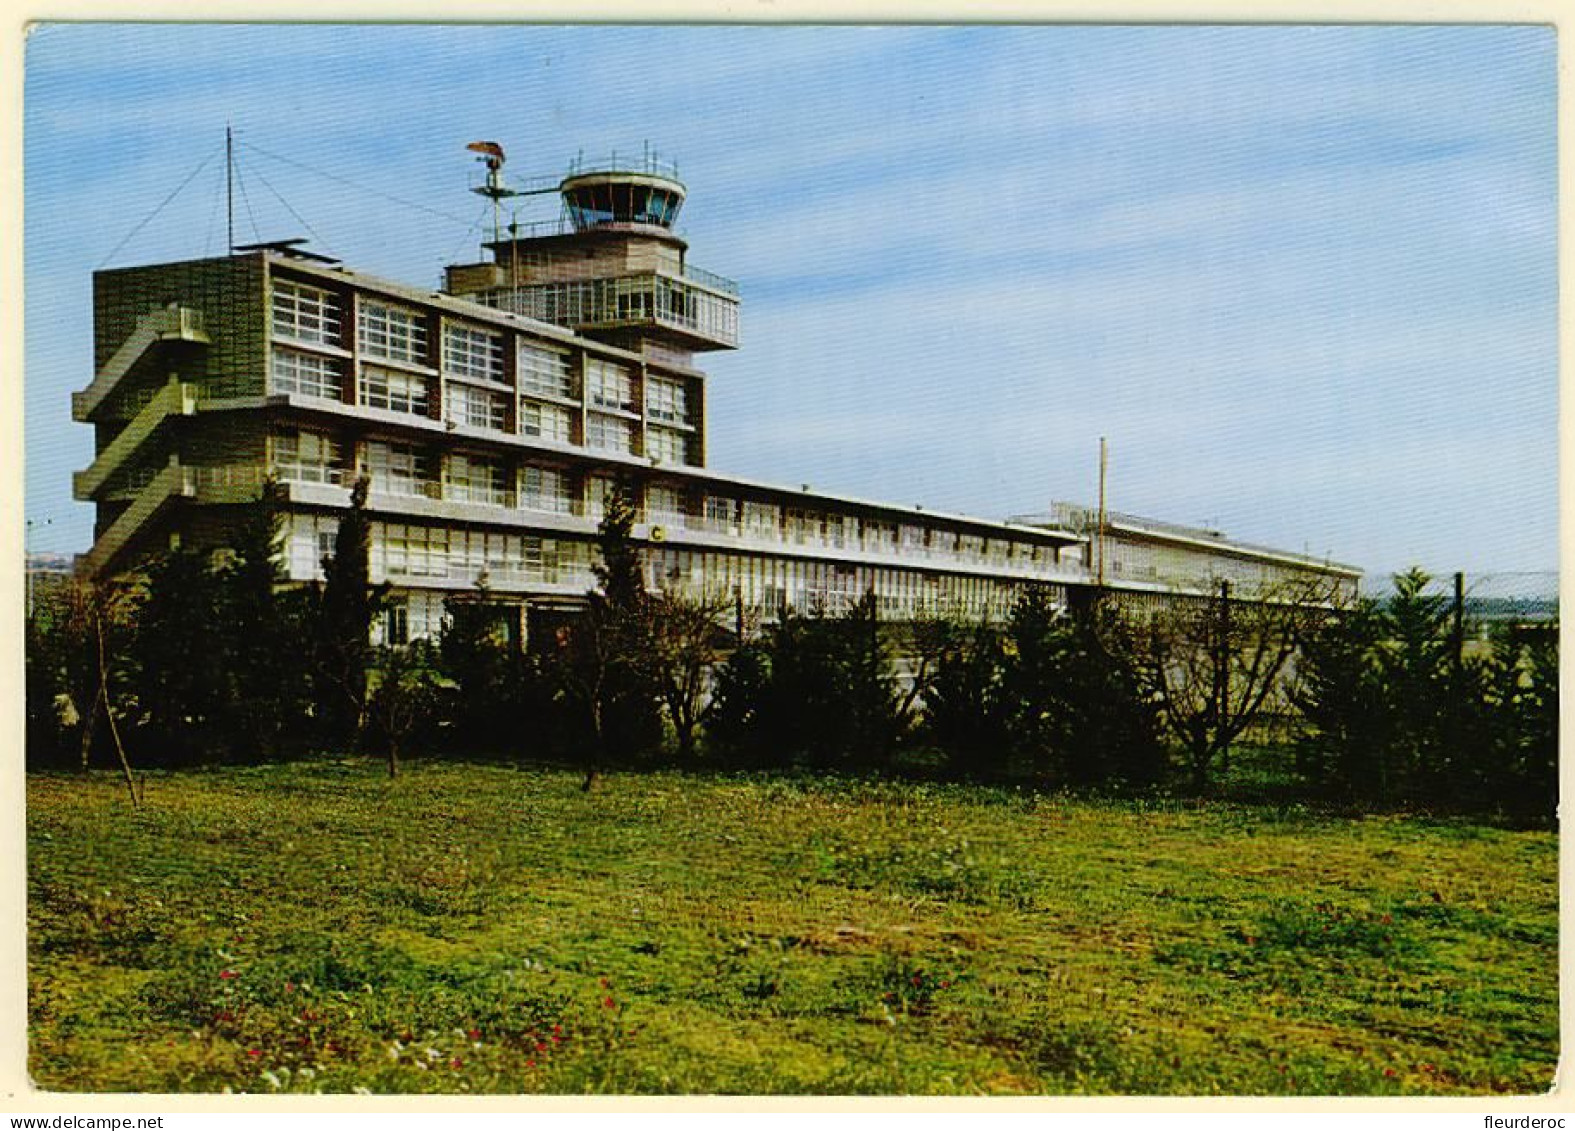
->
[467,141,518,249]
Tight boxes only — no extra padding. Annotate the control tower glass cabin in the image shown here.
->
[444,155,740,365]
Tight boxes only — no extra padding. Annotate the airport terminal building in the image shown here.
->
[74,151,1359,642]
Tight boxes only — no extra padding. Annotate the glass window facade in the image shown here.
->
[443,382,507,431]
[272,428,345,485]
[646,426,689,466]
[362,440,439,499]
[361,364,430,417]
[586,412,636,454]
[645,376,690,425]
[520,401,574,443]
[442,322,504,383]
[271,347,344,400]
[518,341,576,400]
[359,300,428,364]
[445,452,511,507]
[587,359,636,412]
[520,465,577,514]
[272,278,340,346]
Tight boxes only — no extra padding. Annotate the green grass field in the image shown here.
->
[27,760,1558,1095]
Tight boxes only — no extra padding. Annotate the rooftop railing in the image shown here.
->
[564,151,682,181]
[681,263,740,297]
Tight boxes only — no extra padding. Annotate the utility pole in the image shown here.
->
[1452,571,1466,674]
[1096,436,1108,589]
[226,123,234,255]
[26,517,52,620]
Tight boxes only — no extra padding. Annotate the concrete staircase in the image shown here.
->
[73,379,197,500]
[73,304,209,421]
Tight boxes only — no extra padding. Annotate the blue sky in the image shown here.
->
[24,23,1558,580]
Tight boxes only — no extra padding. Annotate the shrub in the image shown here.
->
[704,594,902,771]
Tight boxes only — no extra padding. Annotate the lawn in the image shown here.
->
[26,760,1558,1095]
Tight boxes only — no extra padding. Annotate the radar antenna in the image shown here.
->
[467,141,518,247]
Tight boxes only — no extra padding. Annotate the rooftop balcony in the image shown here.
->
[481,272,738,350]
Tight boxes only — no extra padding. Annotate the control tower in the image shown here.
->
[445,151,739,365]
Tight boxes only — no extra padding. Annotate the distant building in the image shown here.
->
[73,149,1359,642]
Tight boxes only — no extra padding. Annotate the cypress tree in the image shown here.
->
[314,475,388,750]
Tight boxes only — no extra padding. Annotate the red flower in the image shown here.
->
[527,1059,536,1068]
[284,981,295,993]
[603,996,615,1008]
[553,1025,562,1035]
[247,1048,261,1058]
[1384,1068,1396,1078]
[536,1042,547,1053]
[468,1028,481,1040]
[451,1057,463,1070]
[219,970,238,980]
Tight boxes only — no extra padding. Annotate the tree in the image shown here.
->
[895,610,958,743]
[438,574,515,752]
[126,546,233,764]
[646,588,731,761]
[704,593,902,771]
[313,475,388,750]
[1378,568,1455,801]
[1048,599,1166,789]
[1293,569,1557,821]
[26,578,107,771]
[705,640,774,768]
[920,616,1012,779]
[367,641,443,777]
[1137,578,1324,792]
[1496,622,1558,824]
[217,477,312,759]
[999,585,1067,781]
[1292,596,1392,799]
[37,578,142,806]
[555,477,661,788]
[990,589,1163,789]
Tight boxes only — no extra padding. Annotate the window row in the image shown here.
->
[647,548,1028,622]
[269,282,696,429]
[369,523,595,589]
[268,350,695,463]
[270,432,1065,574]
[287,515,1040,638]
